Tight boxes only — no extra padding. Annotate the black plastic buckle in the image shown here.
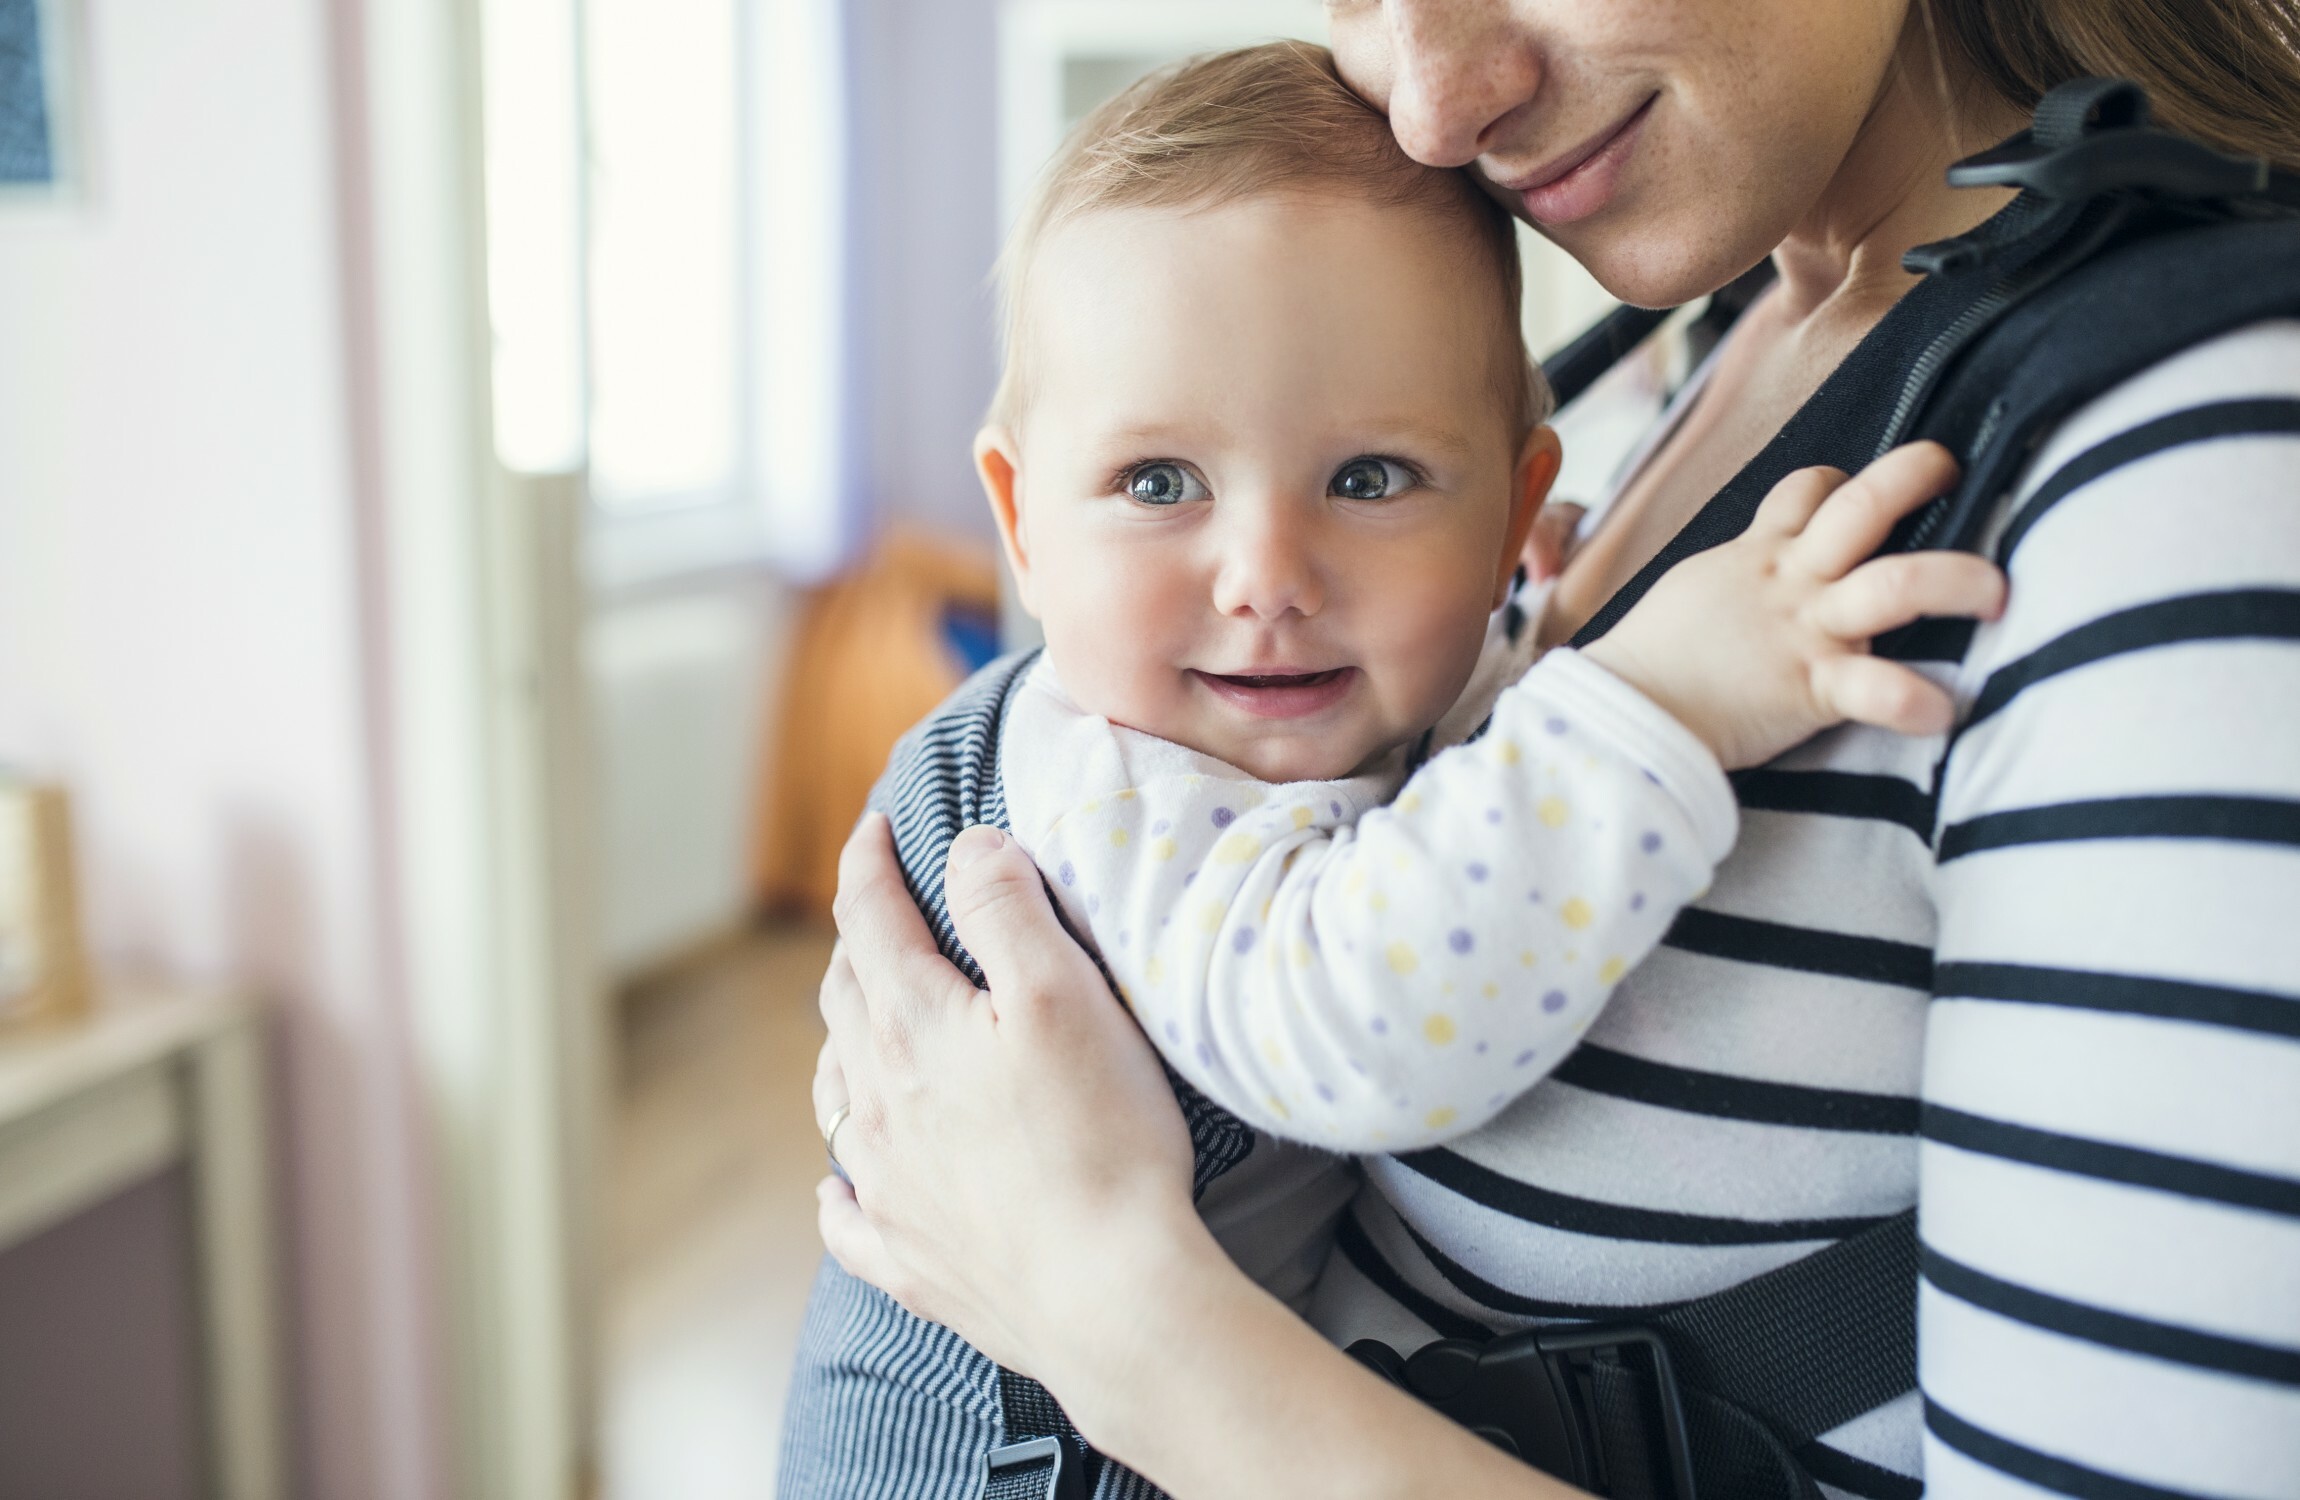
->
[982,1436,1085,1500]
[1351,1323,1697,1500]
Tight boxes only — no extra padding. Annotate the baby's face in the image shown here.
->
[983,193,1553,783]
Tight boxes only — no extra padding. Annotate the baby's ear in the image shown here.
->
[975,426,1039,617]
[1498,425,1564,606]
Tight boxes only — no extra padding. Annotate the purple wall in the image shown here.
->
[849,0,1005,545]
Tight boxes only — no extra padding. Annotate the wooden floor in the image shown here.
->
[600,922,838,1500]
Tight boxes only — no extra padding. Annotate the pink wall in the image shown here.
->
[0,1,449,1496]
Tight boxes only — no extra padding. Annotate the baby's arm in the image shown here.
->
[1038,648,1730,1150]
[1041,443,2007,1151]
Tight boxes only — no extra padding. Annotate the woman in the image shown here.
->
[804,2,2300,1496]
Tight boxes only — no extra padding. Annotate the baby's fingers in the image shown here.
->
[1809,655,1958,738]
[1748,464,1849,537]
[1794,443,1962,578]
[1809,550,2006,642]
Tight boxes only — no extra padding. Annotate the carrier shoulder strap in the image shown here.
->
[866,653,1099,1500]
[873,653,1257,1500]
[1886,78,2300,553]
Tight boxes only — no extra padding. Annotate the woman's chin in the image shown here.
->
[1548,207,1784,310]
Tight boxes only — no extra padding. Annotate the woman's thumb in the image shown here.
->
[943,825,1078,1012]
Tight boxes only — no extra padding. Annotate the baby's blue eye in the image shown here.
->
[1126,462,1208,506]
[1330,456,1418,501]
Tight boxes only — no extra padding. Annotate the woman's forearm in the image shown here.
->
[1040,1205,1578,1500]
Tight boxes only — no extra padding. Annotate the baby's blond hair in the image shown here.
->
[988,40,1550,437]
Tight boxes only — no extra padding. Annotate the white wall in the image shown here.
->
[0,1,447,1496]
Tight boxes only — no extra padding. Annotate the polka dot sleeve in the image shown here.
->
[1030,648,1738,1152]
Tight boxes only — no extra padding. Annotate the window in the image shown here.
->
[584,0,741,514]
[484,0,851,585]
[585,0,851,585]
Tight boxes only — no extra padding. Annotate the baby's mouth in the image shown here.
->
[1191,666,1358,720]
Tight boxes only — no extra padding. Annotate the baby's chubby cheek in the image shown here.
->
[1358,624,1487,745]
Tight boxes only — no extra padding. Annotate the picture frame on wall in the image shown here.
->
[1,0,82,202]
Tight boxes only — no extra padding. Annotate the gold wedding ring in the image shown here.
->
[821,1102,853,1167]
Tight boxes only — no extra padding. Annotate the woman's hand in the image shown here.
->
[814,813,1586,1499]
[812,813,1198,1377]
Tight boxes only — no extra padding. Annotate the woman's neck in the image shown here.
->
[1769,21,2030,325]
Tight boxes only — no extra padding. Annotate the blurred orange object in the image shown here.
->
[753,530,1003,920]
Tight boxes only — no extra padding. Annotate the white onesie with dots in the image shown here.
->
[1002,641,1739,1152]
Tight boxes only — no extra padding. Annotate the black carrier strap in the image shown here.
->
[1885,78,2300,553]
[986,1369,1095,1500]
[1349,1211,1915,1500]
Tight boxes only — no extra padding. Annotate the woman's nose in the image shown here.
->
[1209,507,1325,622]
[1384,0,1545,168]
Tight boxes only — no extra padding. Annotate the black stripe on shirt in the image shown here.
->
[1554,1043,1921,1135]
[1664,908,1935,991]
[1925,1398,2218,1500]
[1998,398,2300,564]
[1797,1441,1924,1500]
[1332,1208,1494,1342]
[1963,588,2300,732]
[1393,1214,1679,1322]
[1873,615,1977,664]
[1391,1147,1892,1245]
[1730,769,1935,838]
[1935,960,2300,1040]
[1938,793,2300,862]
[1922,1244,2300,1387]
[1922,1104,2300,1220]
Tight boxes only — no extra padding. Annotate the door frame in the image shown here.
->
[355,0,597,1494]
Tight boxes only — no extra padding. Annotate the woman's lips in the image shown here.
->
[1507,95,1655,228]
[1192,666,1357,719]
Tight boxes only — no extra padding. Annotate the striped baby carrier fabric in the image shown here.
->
[777,650,1255,1500]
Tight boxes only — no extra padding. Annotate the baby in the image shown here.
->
[976,42,1980,1156]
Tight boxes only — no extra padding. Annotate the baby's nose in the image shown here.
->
[1209,505,1325,620]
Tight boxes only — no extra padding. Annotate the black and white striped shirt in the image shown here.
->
[778,313,2300,1500]
[1312,318,2300,1499]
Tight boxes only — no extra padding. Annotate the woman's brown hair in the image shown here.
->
[1930,0,2300,170]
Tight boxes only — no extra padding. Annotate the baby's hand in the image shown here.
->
[1584,442,2004,770]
